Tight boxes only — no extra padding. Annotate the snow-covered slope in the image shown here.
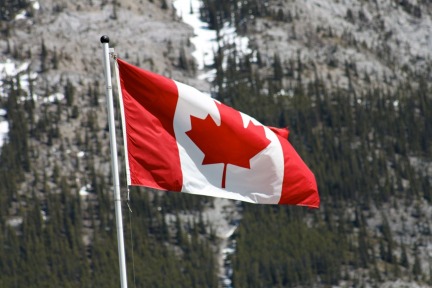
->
[0,59,38,147]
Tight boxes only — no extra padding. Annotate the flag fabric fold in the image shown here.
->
[116,58,319,208]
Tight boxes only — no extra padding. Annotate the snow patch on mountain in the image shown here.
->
[15,0,40,20]
[173,0,251,82]
[43,92,65,104]
[0,58,39,148]
[0,118,8,147]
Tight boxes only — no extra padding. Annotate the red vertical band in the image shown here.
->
[117,59,183,191]
[274,133,319,207]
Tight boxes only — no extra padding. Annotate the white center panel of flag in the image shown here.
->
[173,81,284,204]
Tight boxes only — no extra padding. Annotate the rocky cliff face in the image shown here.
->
[0,0,202,201]
[240,0,432,92]
[2,0,199,81]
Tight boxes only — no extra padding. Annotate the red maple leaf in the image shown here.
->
[186,102,271,188]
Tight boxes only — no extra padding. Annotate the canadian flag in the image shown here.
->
[117,58,319,208]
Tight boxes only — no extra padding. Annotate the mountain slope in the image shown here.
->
[0,0,431,287]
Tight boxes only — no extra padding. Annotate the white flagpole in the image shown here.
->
[100,35,128,288]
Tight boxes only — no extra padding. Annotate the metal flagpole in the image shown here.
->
[100,35,128,288]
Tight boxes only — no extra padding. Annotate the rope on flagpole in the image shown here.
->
[127,198,137,288]
[111,43,137,288]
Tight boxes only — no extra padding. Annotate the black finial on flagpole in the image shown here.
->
[100,35,110,43]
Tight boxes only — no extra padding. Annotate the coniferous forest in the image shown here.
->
[1,0,432,287]
[200,0,432,286]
